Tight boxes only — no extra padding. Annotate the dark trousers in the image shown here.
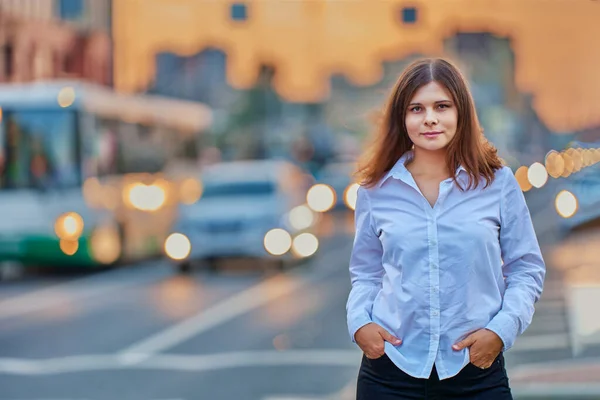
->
[357,353,512,400]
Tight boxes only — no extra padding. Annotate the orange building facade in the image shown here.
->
[113,0,600,133]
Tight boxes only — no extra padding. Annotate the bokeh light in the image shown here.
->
[57,87,76,108]
[344,183,360,211]
[555,190,578,218]
[263,229,292,256]
[59,239,79,256]
[126,183,166,211]
[164,233,191,260]
[291,233,319,258]
[179,178,203,205]
[515,166,532,192]
[561,153,574,178]
[566,148,583,173]
[54,212,84,240]
[306,184,336,212]
[545,151,565,179]
[90,226,122,264]
[527,162,548,188]
[288,205,315,230]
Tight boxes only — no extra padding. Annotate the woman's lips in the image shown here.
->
[422,131,443,138]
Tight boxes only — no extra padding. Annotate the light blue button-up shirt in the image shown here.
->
[346,153,546,380]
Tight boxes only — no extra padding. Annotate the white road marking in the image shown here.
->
[0,349,362,375]
[0,260,170,320]
[118,242,351,363]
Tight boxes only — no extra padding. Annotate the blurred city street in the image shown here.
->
[1,207,600,399]
[1,0,600,399]
[0,213,361,400]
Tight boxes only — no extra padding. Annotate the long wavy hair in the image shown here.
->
[356,58,503,190]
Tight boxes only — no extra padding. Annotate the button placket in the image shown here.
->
[426,207,441,369]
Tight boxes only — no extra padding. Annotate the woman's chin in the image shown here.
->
[414,141,449,153]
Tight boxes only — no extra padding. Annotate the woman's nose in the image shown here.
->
[424,111,438,126]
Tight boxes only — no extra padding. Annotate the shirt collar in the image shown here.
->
[378,151,467,188]
[379,151,413,188]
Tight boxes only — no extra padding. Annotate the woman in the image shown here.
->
[346,58,545,399]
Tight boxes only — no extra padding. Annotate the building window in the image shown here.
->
[59,0,84,20]
[401,7,418,24]
[231,3,248,21]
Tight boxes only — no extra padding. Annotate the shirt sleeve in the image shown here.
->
[485,167,546,351]
[346,186,385,343]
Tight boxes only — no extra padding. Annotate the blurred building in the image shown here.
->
[109,0,600,168]
[0,0,111,85]
[113,0,600,134]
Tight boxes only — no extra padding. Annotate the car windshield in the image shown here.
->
[201,181,276,198]
[319,164,352,180]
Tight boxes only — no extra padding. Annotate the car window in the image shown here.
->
[201,180,276,198]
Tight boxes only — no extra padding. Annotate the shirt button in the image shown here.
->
[431,240,437,246]
[432,287,438,293]
[432,310,439,316]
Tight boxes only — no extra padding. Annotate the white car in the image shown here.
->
[164,160,320,272]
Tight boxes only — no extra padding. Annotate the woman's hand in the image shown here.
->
[452,329,504,369]
[355,323,402,359]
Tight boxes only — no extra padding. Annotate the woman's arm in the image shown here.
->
[485,167,546,351]
[346,186,385,342]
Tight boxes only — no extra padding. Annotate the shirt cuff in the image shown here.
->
[348,316,373,343]
[485,312,519,351]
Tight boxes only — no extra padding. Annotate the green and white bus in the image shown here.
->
[0,81,212,268]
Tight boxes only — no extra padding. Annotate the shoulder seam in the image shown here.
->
[362,187,377,235]
[499,166,511,226]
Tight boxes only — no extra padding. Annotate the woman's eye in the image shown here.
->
[438,104,450,109]
[410,106,421,112]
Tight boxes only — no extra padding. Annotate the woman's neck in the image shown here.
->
[405,147,450,178]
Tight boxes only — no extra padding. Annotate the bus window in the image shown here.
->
[3,117,30,189]
[0,118,5,188]
[96,118,120,177]
[2,111,79,190]
[119,123,169,173]
[174,135,199,161]
[94,118,175,176]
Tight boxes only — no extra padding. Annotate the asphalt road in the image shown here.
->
[0,208,598,400]
[0,215,362,400]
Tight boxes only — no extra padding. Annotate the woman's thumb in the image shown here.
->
[379,329,402,345]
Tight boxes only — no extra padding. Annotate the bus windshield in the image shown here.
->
[0,110,79,190]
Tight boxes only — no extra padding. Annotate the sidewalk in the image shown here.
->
[510,357,600,399]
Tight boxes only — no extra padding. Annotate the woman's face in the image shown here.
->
[404,81,458,153]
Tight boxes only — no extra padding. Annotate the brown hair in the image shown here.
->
[356,58,502,190]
